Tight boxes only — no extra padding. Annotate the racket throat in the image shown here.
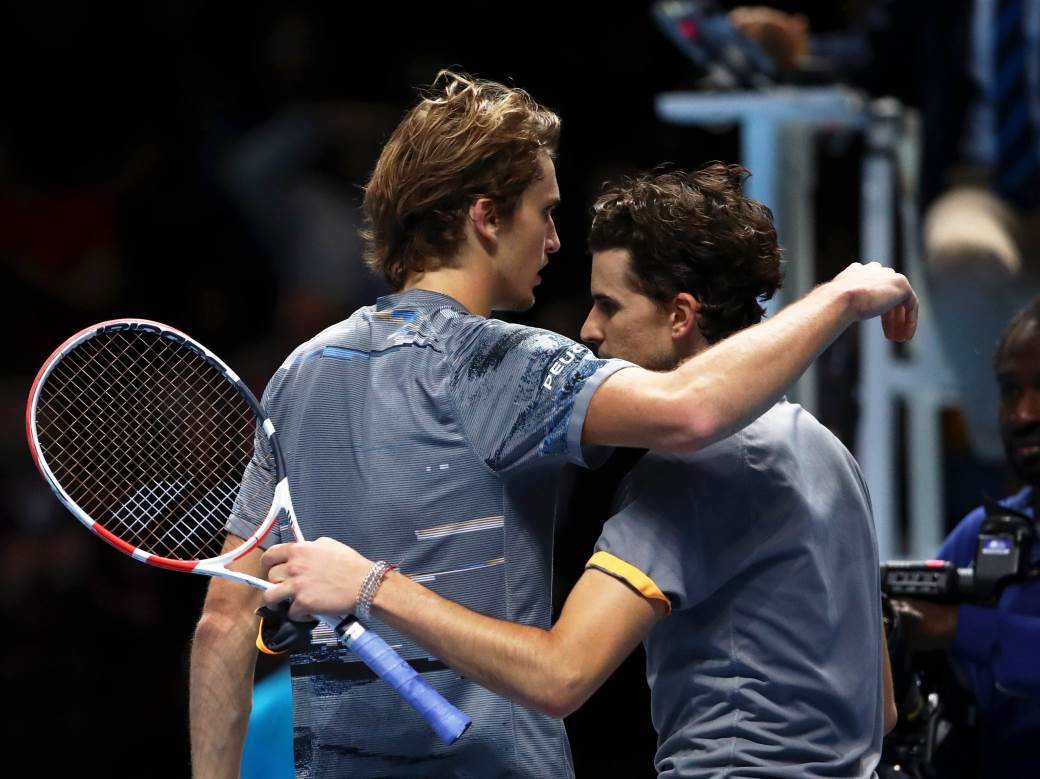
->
[194,562,272,592]
[274,480,306,541]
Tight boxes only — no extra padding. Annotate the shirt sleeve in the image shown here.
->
[226,371,284,547]
[447,317,633,474]
[585,457,701,614]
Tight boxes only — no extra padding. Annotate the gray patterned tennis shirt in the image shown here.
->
[588,401,885,778]
[228,289,632,777]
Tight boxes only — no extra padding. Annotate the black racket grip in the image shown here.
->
[256,601,319,654]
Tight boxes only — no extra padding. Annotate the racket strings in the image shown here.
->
[42,334,250,558]
[35,329,257,560]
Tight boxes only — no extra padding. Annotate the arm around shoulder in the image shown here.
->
[582,265,915,452]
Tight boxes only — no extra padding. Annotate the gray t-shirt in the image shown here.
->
[589,401,884,778]
[230,289,631,777]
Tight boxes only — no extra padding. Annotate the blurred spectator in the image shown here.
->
[223,104,396,350]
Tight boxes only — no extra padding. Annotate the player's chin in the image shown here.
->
[510,288,538,312]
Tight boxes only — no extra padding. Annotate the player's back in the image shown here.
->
[239,288,627,777]
[593,401,884,778]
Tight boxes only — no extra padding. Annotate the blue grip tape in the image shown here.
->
[347,626,472,744]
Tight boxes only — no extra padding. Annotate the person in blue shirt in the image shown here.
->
[894,296,1040,777]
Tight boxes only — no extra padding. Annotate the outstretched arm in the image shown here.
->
[583,262,917,452]
[261,538,665,718]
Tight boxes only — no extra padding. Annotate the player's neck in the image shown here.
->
[673,333,710,367]
[401,263,495,317]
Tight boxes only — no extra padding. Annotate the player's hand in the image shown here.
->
[261,538,373,620]
[826,261,919,342]
[890,598,959,652]
[728,6,810,70]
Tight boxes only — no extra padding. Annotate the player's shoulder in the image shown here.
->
[451,314,573,347]
[684,400,863,497]
[445,315,581,371]
[762,398,832,434]
[264,309,372,373]
[750,400,851,456]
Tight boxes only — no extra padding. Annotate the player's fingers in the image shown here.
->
[884,302,911,343]
[881,309,892,341]
[896,303,910,341]
[894,299,908,334]
[260,543,292,575]
[286,596,316,623]
[901,291,919,341]
[266,562,288,584]
[264,581,292,607]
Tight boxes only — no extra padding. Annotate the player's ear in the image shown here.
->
[670,292,700,340]
[469,197,500,243]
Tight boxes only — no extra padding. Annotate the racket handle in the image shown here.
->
[334,617,472,744]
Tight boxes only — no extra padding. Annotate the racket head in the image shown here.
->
[26,318,287,573]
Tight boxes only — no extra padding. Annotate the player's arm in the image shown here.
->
[262,539,665,718]
[583,262,917,452]
[190,535,265,779]
[882,622,897,734]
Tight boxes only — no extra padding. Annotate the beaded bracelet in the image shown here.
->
[356,560,394,621]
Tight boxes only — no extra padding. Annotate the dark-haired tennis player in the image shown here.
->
[193,72,913,778]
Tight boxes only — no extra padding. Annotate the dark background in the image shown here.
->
[0,1,1003,775]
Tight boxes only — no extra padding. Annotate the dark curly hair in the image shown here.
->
[588,163,783,344]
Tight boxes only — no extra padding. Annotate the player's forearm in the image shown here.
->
[676,282,853,446]
[623,282,852,452]
[585,262,915,451]
[189,603,260,777]
[882,623,897,734]
[371,571,586,718]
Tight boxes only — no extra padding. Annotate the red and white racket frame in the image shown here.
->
[27,318,281,585]
[26,318,471,744]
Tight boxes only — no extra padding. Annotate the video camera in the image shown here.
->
[882,501,1036,605]
[878,502,1037,778]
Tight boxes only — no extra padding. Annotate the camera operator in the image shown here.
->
[892,297,1040,777]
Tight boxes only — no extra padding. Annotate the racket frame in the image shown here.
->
[26,318,471,743]
[27,319,284,587]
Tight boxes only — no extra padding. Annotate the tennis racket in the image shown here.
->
[26,318,471,744]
